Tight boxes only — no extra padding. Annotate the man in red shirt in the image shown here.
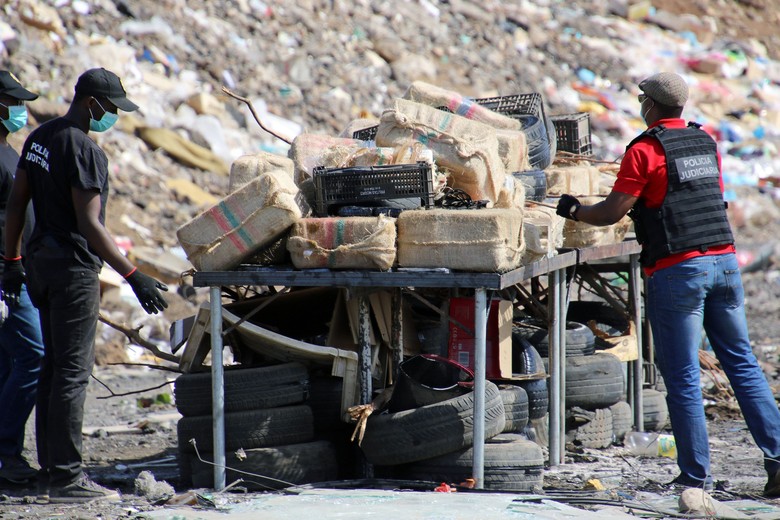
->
[557,72,780,497]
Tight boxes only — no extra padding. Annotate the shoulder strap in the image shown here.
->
[626,124,666,151]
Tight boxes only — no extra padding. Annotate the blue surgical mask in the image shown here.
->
[0,103,28,133]
[89,99,118,132]
[640,98,654,125]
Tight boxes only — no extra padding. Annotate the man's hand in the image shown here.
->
[556,194,582,221]
[1,257,26,307]
[126,269,169,314]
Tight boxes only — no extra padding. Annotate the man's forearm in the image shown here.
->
[79,221,135,276]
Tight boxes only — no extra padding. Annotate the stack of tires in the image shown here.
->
[515,316,625,449]
[359,378,545,492]
[174,362,339,490]
[510,330,550,438]
[567,301,671,436]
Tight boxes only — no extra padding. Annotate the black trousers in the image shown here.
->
[27,253,100,486]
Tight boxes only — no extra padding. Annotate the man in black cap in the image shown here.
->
[556,72,780,497]
[0,71,44,486]
[2,67,169,503]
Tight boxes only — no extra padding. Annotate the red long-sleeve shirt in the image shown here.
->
[612,118,735,276]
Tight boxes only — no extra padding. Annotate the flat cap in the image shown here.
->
[638,72,688,107]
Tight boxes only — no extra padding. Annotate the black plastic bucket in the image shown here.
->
[387,354,474,413]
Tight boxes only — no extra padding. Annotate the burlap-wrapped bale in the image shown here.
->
[494,176,526,210]
[495,128,530,173]
[177,171,303,271]
[545,164,602,197]
[339,118,380,139]
[343,143,430,168]
[402,81,521,131]
[289,133,365,184]
[228,152,295,192]
[397,209,524,272]
[598,166,619,195]
[376,99,506,204]
[287,216,396,270]
[521,205,564,265]
[562,197,633,248]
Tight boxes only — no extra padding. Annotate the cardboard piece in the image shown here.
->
[599,321,638,362]
[448,298,513,379]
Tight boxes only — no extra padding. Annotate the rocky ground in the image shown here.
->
[0,0,779,518]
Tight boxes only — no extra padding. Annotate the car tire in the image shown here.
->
[518,378,549,420]
[642,388,669,431]
[514,319,595,357]
[499,385,529,433]
[544,352,624,410]
[566,407,613,449]
[174,363,309,417]
[609,400,633,444]
[397,433,544,492]
[187,440,339,490]
[359,381,506,466]
[512,170,547,202]
[177,405,314,453]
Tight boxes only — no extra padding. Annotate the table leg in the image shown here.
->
[391,288,403,383]
[210,286,226,491]
[629,254,644,431]
[472,288,487,488]
[548,269,563,466]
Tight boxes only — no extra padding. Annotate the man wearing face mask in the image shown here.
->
[0,71,44,486]
[2,67,169,503]
[556,72,780,497]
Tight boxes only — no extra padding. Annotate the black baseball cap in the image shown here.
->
[74,67,138,112]
[0,71,39,100]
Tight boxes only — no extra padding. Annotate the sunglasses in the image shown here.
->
[638,93,649,103]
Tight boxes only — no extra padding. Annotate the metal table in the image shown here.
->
[192,240,643,490]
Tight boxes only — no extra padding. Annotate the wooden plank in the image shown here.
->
[178,303,211,373]
[369,291,392,344]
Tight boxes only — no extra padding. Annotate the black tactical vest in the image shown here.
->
[627,123,733,268]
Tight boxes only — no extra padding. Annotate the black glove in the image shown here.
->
[1,257,26,307]
[126,269,169,314]
[556,194,582,221]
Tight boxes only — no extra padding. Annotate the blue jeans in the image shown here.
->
[26,252,100,487]
[0,286,44,457]
[647,253,780,482]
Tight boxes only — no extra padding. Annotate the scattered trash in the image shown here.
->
[624,431,677,458]
[134,470,175,505]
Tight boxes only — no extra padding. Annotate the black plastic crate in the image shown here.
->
[314,161,435,216]
[474,93,545,120]
[352,125,378,141]
[550,113,592,155]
